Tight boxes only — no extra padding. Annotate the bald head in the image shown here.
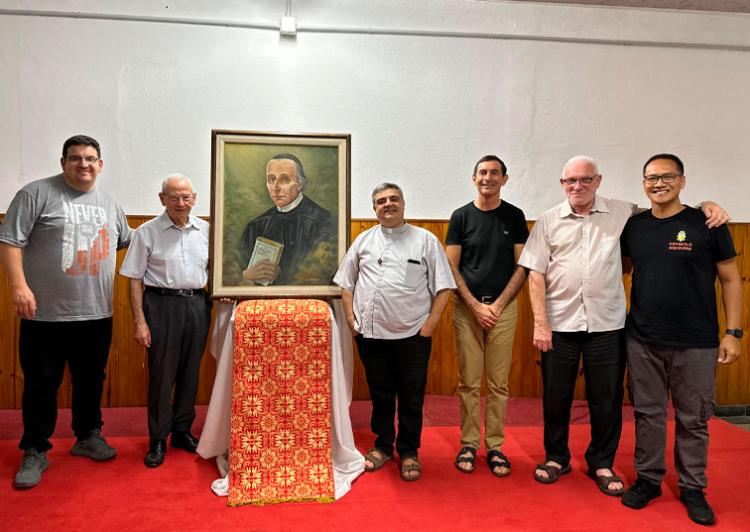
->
[161,173,194,193]
[159,173,196,227]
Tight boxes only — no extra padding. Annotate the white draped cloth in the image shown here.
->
[197,300,365,499]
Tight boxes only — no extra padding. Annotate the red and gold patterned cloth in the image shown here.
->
[228,299,335,506]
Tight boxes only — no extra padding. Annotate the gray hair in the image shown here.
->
[371,182,405,204]
[270,153,308,191]
[161,173,194,193]
[562,155,599,176]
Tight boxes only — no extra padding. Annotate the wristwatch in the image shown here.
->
[725,328,743,339]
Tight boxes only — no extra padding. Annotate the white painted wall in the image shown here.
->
[1,0,749,220]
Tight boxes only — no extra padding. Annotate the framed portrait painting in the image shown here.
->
[210,130,350,298]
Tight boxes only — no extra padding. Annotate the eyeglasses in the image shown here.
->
[643,173,682,185]
[164,194,195,203]
[66,156,99,164]
[561,176,597,186]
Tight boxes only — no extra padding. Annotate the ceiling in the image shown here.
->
[503,0,750,13]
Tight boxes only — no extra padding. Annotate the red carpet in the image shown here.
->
[2,410,748,531]
[0,397,637,441]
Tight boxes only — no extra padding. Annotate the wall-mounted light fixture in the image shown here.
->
[280,0,296,37]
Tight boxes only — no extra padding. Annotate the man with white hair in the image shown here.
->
[518,156,727,496]
[120,174,211,468]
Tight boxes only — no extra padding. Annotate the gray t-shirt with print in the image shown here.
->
[0,174,132,321]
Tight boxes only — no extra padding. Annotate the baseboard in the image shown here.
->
[715,404,750,417]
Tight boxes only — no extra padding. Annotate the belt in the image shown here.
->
[479,295,497,304]
[144,286,205,297]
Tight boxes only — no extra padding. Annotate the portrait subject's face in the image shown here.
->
[60,144,103,191]
[266,158,302,208]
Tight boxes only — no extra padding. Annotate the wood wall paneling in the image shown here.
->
[0,215,748,408]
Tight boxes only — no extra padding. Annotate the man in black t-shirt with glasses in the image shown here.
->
[620,153,743,526]
[445,155,529,478]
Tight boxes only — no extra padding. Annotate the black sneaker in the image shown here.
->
[621,478,662,509]
[680,488,715,526]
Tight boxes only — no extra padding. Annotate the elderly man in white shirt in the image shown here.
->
[334,182,455,482]
[518,155,728,497]
[120,174,211,468]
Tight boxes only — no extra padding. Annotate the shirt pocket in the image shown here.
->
[403,259,425,288]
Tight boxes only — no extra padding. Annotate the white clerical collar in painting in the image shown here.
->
[276,193,304,213]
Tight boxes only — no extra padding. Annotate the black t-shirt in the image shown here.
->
[621,206,736,348]
[445,200,528,300]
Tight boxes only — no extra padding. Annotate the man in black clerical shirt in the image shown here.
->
[240,153,336,285]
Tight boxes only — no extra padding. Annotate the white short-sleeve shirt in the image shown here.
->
[120,211,209,289]
[333,223,456,339]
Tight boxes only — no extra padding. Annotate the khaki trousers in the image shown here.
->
[453,296,518,450]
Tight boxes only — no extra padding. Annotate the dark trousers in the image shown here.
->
[355,334,432,459]
[144,291,211,442]
[19,318,113,452]
[542,330,625,471]
[626,335,716,490]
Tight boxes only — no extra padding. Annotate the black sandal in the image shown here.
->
[487,449,511,478]
[454,446,476,473]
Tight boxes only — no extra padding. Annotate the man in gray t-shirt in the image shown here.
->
[0,135,131,490]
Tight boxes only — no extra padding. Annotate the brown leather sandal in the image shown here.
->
[400,457,422,482]
[364,448,391,472]
[588,469,625,496]
[533,462,571,484]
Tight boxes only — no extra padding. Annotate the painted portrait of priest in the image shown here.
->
[212,133,348,296]
[240,153,336,286]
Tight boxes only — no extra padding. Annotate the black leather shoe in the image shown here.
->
[171,431,199,453]
[144,440,166,468]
